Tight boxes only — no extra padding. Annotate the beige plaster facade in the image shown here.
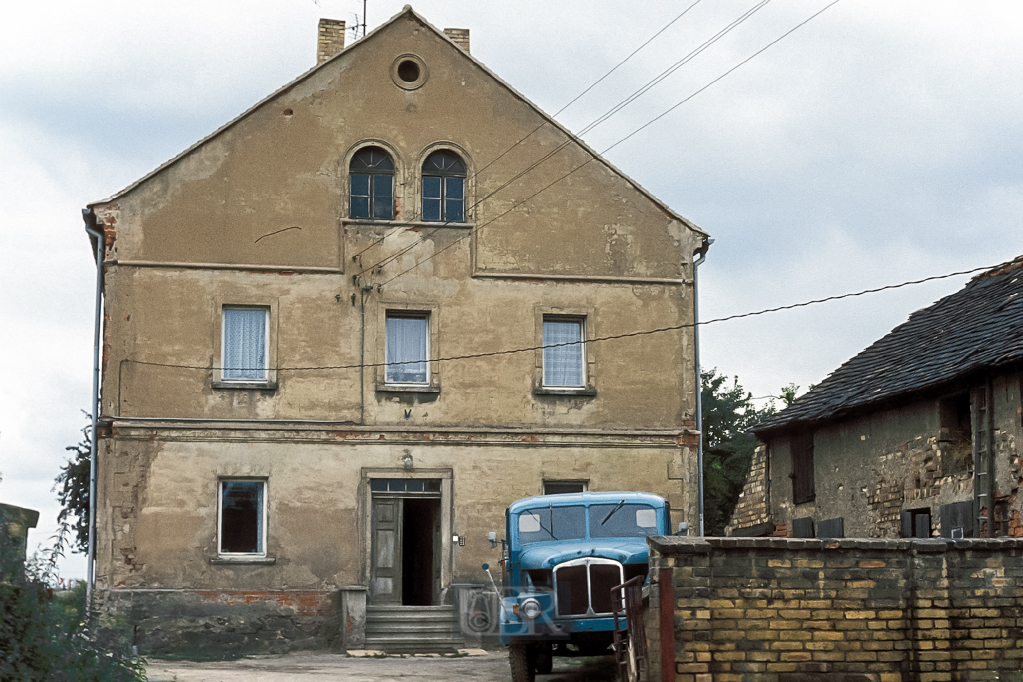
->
[87,7,706,655]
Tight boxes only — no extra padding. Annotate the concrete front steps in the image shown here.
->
[364,605,464,653]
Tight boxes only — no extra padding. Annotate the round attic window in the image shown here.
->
[391,54,428,90]
[397,60,420,82]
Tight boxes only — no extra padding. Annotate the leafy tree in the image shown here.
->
[779,383,799,407]
[54,418,91,553]
[700,369,776,536]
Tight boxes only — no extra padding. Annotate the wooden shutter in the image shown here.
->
[901,511,913,538]
[790,431,816,505]
[817,517,844,539]
[915,510,931,538]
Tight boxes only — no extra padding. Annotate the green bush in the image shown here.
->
[0,525,146,682]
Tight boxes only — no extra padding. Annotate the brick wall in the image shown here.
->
[646,536,1023,682]
[317,19,346,64]
[443,28,470,52]
[728,444,770,534]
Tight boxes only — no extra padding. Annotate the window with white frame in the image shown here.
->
[385,313,429,384]
[222,307,269,381]
[218,479,266,556]
[542,317,585,388]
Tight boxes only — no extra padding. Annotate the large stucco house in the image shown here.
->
[83,7,708,655]
[729,256,1023,541]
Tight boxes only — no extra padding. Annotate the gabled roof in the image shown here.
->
[754,256,1023,435]
[88,5,705,237]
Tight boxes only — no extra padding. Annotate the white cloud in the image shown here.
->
[2,0,1023,573]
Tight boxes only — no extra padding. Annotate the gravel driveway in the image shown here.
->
[145,650,618,682]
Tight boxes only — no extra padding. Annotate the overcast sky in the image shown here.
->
[2,0,1021,576]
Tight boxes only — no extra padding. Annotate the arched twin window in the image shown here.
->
[349,147,395,220]
[421,151,466,223]
[348,147,467,222]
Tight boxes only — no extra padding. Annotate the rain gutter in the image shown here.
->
[692,238,712,536]
[82,208,104,607]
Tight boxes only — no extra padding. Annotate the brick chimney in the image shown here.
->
[317,19,346,64]
[443,28,470,53]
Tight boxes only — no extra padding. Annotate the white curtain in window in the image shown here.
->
[223,308,267,380]
[386,316,428,383]
[543,320,584,387]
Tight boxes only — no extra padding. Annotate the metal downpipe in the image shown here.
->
[692,238,712,537]
[82,207,104,606]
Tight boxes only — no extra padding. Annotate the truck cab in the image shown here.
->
[499,492,670,680]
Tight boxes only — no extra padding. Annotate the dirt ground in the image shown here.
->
[145,650,619,682]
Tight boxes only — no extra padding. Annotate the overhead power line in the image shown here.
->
[346,0,705,267]
[374,0,842,288]
[357,0,775,278]
[125,261,991,375]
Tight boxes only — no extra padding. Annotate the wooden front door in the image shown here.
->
[370,497,402,604]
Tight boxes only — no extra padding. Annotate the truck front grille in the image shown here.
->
[555,565,589,616]
[589,563,621,614]
[553,558,624,618]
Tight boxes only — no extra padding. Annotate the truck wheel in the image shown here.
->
[626,637,639,682]
[509,643,535,682]
[535,645,553,675]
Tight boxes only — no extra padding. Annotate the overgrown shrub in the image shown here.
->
[0,524,146,681]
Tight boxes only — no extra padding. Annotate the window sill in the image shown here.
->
[533,386,597,397]
[343,219,474,229]
[212,380,278,391]
[210,556,276,565]
[376,384,441,394]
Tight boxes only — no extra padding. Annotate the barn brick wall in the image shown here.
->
[727,444,770,534]
[646,536,1023,682]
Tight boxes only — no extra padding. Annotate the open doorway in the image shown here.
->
[369,478,442,606]
[402,498,440,605]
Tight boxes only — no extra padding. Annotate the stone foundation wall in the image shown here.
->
[100,588,339,657]
[645,536,1023,682]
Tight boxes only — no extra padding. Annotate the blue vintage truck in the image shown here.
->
[497,491,670,681]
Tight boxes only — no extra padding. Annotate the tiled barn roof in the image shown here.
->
[753,256,1023,435]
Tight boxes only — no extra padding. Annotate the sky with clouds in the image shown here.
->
[1,0,1021,576]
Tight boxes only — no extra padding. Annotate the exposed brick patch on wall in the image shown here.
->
[866,435,967,538]
[189,589,333,618]
[727,444,770,534]
[867,476,905,538]
[646,536,1023,682]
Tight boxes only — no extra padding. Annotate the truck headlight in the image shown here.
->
[520,597,542,620]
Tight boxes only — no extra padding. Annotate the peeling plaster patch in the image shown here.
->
[666,220,689,248]
[134,139,230,220]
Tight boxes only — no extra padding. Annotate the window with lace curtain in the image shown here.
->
[222,307,269,381]
[385,312,429,384]
[542,317,585,388]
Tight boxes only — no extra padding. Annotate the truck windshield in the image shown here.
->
[589,503,659,538]
[517,505,586,544]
